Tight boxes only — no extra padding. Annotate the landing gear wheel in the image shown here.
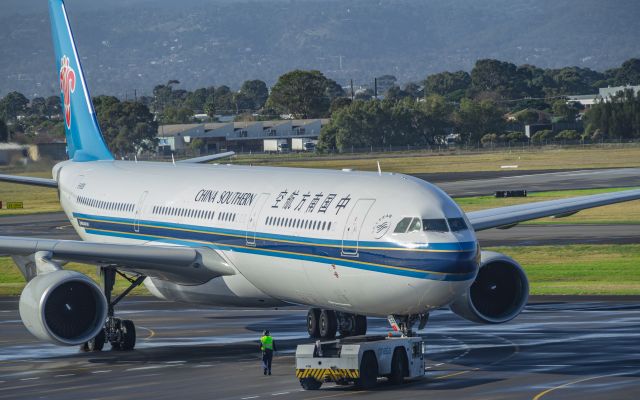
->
[388,348,407,385]
[355,315,367,336]
[300,377,322,390]
[319,309,337,339]
[338,314,356,337]
[357,351,378,389]
[99,267,145,352]
[120,319,136,351]
[307,308,320,338]
[86,329,105,352]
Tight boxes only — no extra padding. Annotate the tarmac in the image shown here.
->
[0,167,638,399]
[0,297,638,400]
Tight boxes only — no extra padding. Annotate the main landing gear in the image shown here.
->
[307,308,367,339]
[82,267,146,352]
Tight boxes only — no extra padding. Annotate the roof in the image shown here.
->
[157,124,203,136]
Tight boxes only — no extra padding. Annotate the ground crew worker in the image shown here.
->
[260,329,276,375]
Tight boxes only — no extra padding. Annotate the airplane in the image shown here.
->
[1,0,639,352]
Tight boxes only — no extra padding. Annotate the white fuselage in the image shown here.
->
[55,160,479,317]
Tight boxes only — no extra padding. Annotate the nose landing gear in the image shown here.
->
[307,308,367,339]
[387,313,429,337]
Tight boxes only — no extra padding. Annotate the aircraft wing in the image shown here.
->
[178,151,235,164]
[467,188,640,231]
[0,174,58,188]
[0,236,235,285]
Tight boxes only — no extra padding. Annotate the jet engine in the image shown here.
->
[450,251,529,324]
[19,269,107,346]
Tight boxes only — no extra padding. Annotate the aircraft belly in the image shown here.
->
[226,251,472,316]
[143,275,282,307]
[225,251,318,305]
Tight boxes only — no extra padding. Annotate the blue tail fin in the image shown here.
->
[49,0,113,161]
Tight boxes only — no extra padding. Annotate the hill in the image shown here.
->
[1,0,639,97]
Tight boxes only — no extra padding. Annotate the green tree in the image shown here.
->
[403,82,423,99]
[184,87,210,113]
[552,100,579,122]
[531,129,554,144]
[162,106,194,124]
[471,59,525,98]
[0,91,29,122]
[329,97,352,114]
[375,75,397,94]
[515,109,542,125]
[93,96,158,155]
[214,86,235,115]
[455,98,505,143]
[0,119,8,142]
[555,130,580,141]
[424,71,471,97]
[385,85,409,101]
[238,80,269,110]
[585,90,640,138]
[324,78,345,101]
[481,133,498,146]
[609,58,640,86]
[204,99,216,118]
[46,95,61,117]
[30,97,47,117]
[267,70,331,118]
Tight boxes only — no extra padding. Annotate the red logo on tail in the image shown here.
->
[59,56,76,129]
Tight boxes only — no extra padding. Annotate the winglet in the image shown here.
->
[49,0,113,162]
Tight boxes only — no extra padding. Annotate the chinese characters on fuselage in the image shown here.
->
[272,190,350,215]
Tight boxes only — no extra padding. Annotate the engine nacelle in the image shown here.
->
[19,270,107,346]
[450,251,529,324]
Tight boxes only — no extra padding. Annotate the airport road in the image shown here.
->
[430,167,640,197]
[0,297,638,400]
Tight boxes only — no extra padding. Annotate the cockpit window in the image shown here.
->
[448,218,468,232]
[408,218,422,232]
[394,217,413,233]
[422,219,449,232]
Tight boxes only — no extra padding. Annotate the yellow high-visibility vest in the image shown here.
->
[261,335,273,351]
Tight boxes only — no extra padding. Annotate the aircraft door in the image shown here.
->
[133,191,148,233]
[341,199,375,257]
[246,193,270,246]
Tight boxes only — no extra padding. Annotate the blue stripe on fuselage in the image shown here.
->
[74,212,478,281]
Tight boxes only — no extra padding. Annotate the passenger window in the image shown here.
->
[448,218,467,232]
[422,219,449,232]
[394,217,413,233]
[408,218,422,232]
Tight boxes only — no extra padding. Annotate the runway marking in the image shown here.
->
[192,364,214,368]
[532,373,626,400]
[19,377,39,381]
[241,396,259,399]
[435,368,479,380]
[271,392,289,396]
[125,365,171,371]
[138,325,156,340]
[91,370,111,374]
[54,374,75,378]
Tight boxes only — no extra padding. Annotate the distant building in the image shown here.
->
[157,119,329,154]
[29,143,67,161]
[567,84,640,110]
[0,143,29,165]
